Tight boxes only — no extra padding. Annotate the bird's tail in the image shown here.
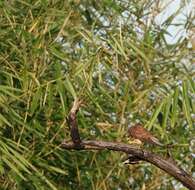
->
[150,137,164,146]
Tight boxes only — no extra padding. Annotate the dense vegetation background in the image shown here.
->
[0,0,194,189]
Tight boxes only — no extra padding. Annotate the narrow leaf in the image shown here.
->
[182,81,193,128]
[147,100,164,130]
[171,87,179,128]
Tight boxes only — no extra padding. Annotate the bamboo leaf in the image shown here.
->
[171,87,179,128]
[2,157,26,180]
[182,81,193,128]
[64,77,77,99]
[112,36,128,60]
[146,100,165,130]
[162,96,172,129]
[0,113,12,127]
[30,87,42,115]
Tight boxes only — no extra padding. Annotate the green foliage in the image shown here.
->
[0,0,194,189]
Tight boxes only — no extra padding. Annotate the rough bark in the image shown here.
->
[63,99,195,190]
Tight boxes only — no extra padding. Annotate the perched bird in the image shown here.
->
[128,124,163,146]
[123,124,164,164]
[123,124,163,164]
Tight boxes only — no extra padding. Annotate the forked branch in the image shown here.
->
[63,99,195,190]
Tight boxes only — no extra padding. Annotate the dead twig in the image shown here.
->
[67,98,83,148]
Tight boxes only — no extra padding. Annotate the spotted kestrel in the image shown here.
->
[128,124,163,146]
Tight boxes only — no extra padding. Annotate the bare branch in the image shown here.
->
[61,140,195,190]
[68,99,83,148]
[65,99,195,189]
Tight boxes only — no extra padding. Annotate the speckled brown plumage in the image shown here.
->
[128,124,163,146]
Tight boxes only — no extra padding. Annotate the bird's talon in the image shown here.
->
[127,138,142,146]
